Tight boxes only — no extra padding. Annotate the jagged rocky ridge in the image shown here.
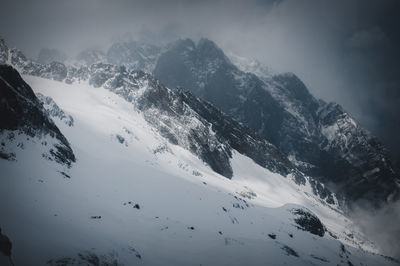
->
[0,64,75,166]
[36,92,74,127]
[4,36,397,206]
[2,38,400,264]
[89,64,299,180]
[0,38,336,205]
[151,38,400,207]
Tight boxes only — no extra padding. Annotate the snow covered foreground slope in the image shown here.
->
[0,73,397,266]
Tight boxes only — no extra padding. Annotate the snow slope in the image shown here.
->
[0,75,397,265]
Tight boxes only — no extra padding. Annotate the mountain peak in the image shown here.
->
[173,38,196,50]
[196,38,231,64]
[152,37,400,206]
[197,37,219,50]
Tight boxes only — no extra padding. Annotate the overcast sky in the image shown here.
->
[0,0,399,161]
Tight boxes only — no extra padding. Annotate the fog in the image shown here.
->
[1,0,399,259]
[351,201,400,260]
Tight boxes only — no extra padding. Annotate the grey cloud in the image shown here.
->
[347,26,388,48]
[351,201,400,259]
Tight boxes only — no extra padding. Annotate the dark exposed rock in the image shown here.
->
[128,246,142,260]
[176,89,297,180]
[1,40,70,83]
[291,208,325,237]
[0,151,15,160]
[60,171,71,179]
[36,93,74,127]
[0,228,12,257]
[282,245,299,257]
[0,65,75,167]
[317,102,400,206]
[41,62,67,81]
[47,251,121,266]
[310,254,329,262]
[116,134,125,144]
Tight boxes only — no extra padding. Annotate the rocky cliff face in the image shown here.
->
[87,61,337,203]
[317,102,399,204]
[88,63,299,182]
[0,64,75,167]
[152,38,400,206]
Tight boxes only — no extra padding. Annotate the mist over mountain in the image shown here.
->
[0,0,399,264]
[1,0,400,162]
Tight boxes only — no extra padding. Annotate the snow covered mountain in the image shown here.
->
[152,38,400,206]
[0,38,399,265]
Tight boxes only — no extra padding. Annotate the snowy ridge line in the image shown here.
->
[0,38,339,207]
[0,52,398,264]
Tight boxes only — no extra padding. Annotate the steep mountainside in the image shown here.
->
[0,38,336,203]
[0,67,396,266]
[4,37,397,206]
[153,38,400,206]
[0,38,398,265]
[0,65,75,167]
